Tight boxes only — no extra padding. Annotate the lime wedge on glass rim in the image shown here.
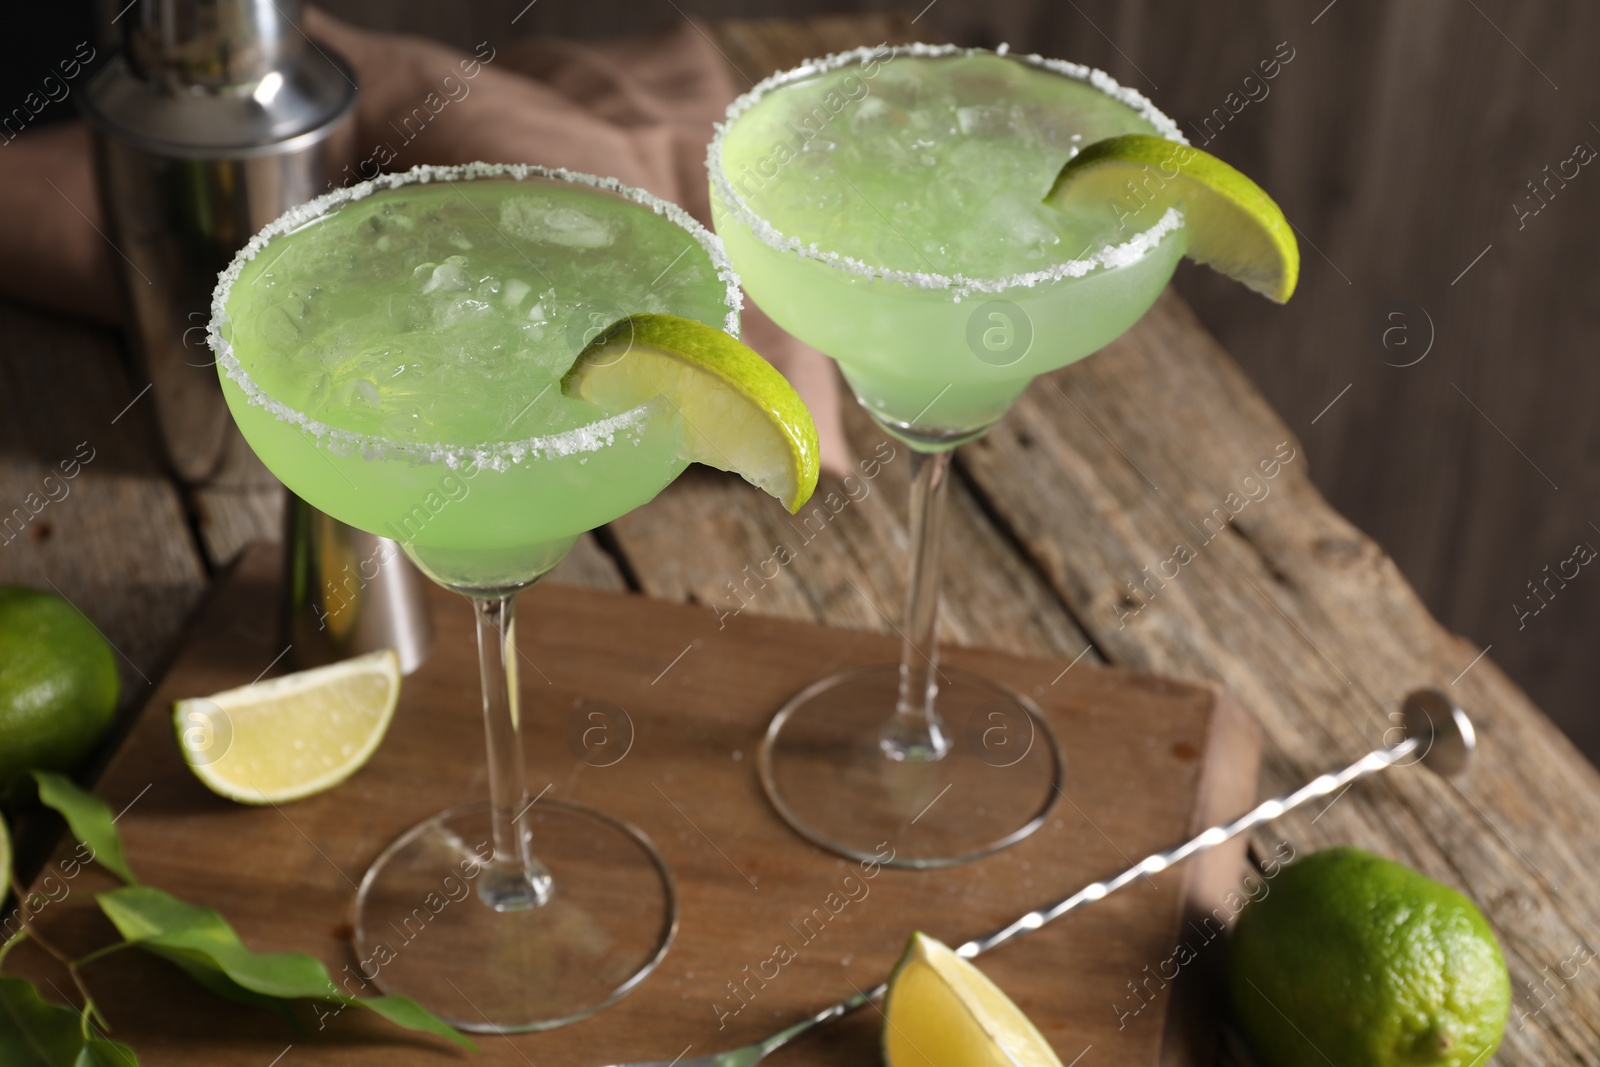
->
[882,932,1063,1067]
[1047,133,1299,303]
[561,313,820,514]
[173,649,401,805]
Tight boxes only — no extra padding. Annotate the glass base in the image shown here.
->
[759,665,1062,869]
[351,800,676,1033]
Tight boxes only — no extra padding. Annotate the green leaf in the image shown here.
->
[360,995,472,1043]
[74,1040,138,1067]
[97,887,473,1050]
[152,953,299,1028]
[31,773,135,885]
[0,976,85,1067]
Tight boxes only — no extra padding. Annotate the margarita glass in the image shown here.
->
[210,163,741,1032]
[710,45,1188,867]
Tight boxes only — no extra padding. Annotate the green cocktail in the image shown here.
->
[709,46,1202,869]
[219,168,736,591]
[712,45,1186,442]
[211,163,813,1034]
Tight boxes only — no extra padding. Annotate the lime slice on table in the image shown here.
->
[174,649,401,804]
[1047,133,1299,303]
[882,932,1063,1067]
[562,314,820,514]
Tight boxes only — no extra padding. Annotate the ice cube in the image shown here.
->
[972,194,1060,261]
[252,300,306,348]
[347,378,380,409]
[503,278,532,310]
[848,94,892,132]
[499,196,619,249]
[422,256,470,294]
[542,206,618,249]
[956,105,1009,138]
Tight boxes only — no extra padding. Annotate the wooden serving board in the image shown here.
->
[11,543,1259,1066]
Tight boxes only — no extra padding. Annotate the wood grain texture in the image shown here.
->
[610,396,1093,662]
[9,543,1258,1066]
[959,292,1600,1064]
[3,8,1594,1065]
[190,425,284,568]
[918,0,1600,760]
[0,298,205,702]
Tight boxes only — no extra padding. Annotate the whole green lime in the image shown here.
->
[0,586,119,793]
[1231,847,1510,1067]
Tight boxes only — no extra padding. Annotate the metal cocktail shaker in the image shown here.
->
[83,0,433,673]
[82,0,355,483]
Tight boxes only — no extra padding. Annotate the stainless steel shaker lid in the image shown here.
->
[80,0,356,158]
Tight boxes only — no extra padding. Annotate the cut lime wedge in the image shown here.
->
[883,932,1063,1067]
[561,314,820,513]
[1047,133,1299,302]
[0,814,10,897]
[174,649,401,805]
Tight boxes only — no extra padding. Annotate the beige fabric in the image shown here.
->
[0,9,847,473]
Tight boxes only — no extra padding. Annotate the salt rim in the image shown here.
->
[208,161,745,471]
[706,42,1190,300]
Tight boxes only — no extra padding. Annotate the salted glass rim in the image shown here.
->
[706,42,1189,300]
[208,161,743,470]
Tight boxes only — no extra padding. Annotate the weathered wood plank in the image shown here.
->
[0,298,206,702]
[609,389,1094,663]
[190,425,283,568]
[547,531,628,590]
[960,291,1600,1063]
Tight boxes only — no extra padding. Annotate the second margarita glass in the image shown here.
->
[709,45,1189,867]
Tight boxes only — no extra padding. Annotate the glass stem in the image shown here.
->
[880,449,954,762]
[471,594,553,911]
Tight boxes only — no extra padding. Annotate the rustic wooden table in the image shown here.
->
[3,14,1598,1066]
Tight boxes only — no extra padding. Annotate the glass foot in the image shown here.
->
[351,800,675,1033]
[759,665,1062,869]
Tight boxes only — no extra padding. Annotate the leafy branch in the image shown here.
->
[0,772,475,1065]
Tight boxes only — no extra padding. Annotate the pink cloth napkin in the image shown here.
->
[0,9,848,474]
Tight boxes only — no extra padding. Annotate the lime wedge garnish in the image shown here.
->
[1047,133,1299,302]
[883,932,1063,1067]
[0,814,10,896]
[174,650,401,805]
[562,313,820,513]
